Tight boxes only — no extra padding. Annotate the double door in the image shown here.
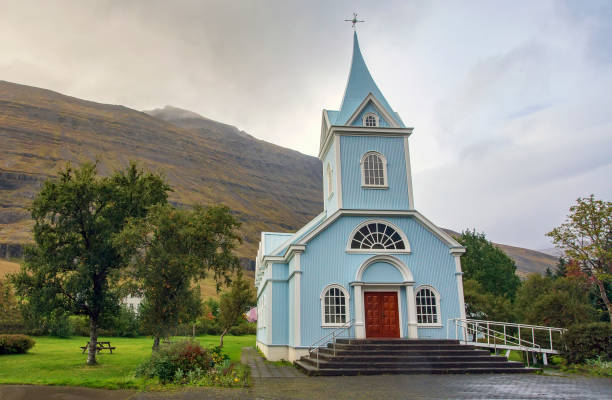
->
[364,291,400,338]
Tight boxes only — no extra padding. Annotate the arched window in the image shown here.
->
[348,221,408,251]
[326,163,333,198]
[416,286,441,325]
[361,152,387,188]
[321,285,350,326]
[364,113,378,127]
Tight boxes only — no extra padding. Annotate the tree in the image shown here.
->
[463,279,515,322]
[217,273,255,348]
[0,279,22,333]
[554,257,567,279]
[457,230,521,299]
[547,195,612,322]
[11,163,170,364]
[514,274,597,327]
[115,203,241,350]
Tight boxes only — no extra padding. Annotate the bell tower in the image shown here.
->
[319,32,415,215]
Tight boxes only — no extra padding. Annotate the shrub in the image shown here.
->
[136,339,213,384]
[229,321,256,336]
[0,334,35,354]
[48,312,72,338]
[69,315,90,336]
[99,305,140,337]
[561,322,612,364]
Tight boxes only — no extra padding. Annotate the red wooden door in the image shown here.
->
[364,292,400,338]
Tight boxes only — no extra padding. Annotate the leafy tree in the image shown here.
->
[463,279,515,322]
[547,195,612,322]
[555,257,567,278]
[514,274,597,327]
[115,203,241,350]
[217,273,255,348]
[0,279,22,333]
[11,163,169,364]
[457,230,521,299]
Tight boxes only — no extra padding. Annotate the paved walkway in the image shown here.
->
[241,347,305,378]
[1,348,611,399]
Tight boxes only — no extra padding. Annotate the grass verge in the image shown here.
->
[0,335,255,389]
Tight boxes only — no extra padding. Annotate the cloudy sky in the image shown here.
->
[1,0,610,250]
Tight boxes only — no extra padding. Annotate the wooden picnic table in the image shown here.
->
[80,341,116,354]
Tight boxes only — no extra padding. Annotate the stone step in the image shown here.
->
[309,354,511,363]
[317,348,491,357]
[294,360,539,376]
[300,358,524,370]
[334,338,460,345]
[328,343,478,351]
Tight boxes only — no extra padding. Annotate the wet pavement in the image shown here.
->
[241,347,305,378]
[1,348,611,399]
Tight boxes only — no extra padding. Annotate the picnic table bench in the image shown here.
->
[80,341,116,354]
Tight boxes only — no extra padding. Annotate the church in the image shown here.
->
[255,32,466,362]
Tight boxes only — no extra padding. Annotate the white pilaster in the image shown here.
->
[405,284,418,338]
[453,253,467,321]
[293,252,302,347]
[353,283,365,338]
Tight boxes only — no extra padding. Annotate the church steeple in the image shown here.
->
[335,32,400,126]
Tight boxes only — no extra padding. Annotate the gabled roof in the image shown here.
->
[333,32,404,127]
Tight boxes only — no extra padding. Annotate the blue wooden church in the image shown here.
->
[255,32,466,362]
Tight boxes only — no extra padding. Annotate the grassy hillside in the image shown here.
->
[0,81,322,260]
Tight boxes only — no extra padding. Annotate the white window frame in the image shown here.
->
[415,285,442,327]
[346,219,411,254]
[362,112,379,127]
[326,163,334,199]
[360,151,388,189]
[320,284,350,327]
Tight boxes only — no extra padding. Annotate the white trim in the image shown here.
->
[318,125,413,160]
[361,286,404,338]
[334,135,343,209]
[293,252,302,346]
[320,283,351,328]
[403,136,415,210]
[360,151,389,189]
[346,219,411,254]
[362,112,379,127]
[326,162,334,199]
[415,285,443,328]
[346,93,400,128]
[453,254,467,321]
[355,255,414,282]
[297,209,463,250]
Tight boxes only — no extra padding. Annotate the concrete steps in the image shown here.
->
[295,338,538,376]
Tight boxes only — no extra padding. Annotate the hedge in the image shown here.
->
[0,334,36,354]
[561,322,612,364]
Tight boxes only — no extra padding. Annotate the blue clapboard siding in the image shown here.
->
[362,261,404,282]
[322,139,339,215]
[299,214,460,346]
[271,281,289,344]
[340,136,411,210]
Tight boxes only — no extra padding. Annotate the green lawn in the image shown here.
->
[0,335,255,389]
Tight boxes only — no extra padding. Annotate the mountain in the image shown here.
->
[0,80,322,261]
[0,80,556,276]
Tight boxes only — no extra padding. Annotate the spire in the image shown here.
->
[335,32,398,126]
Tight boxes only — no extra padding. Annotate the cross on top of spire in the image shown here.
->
[344,13,364,30]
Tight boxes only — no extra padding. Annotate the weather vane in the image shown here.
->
[344,13,364,30]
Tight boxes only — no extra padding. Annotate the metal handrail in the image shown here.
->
[308,319,354,369]
[447,318,566,366]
